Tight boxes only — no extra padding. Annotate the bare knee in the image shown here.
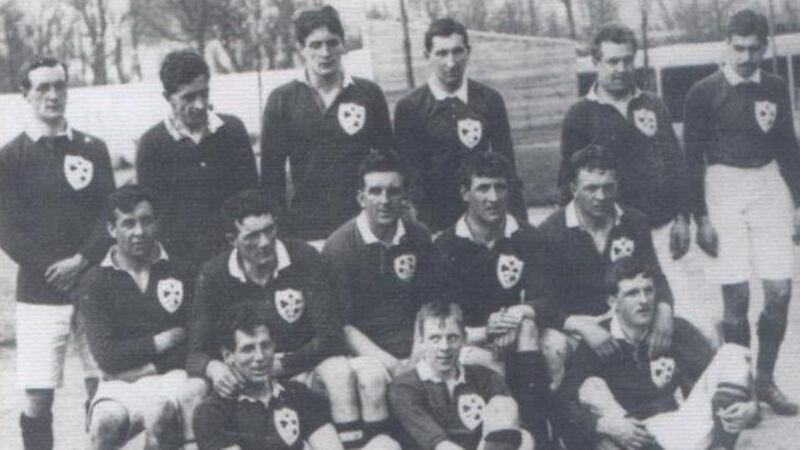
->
[352,358,388,399]
[90,401,130,449]
[483,396,519,432]
[316,356,357,404]
[143,398,179,440]
[362,434,401,450]
[24,389,54,417]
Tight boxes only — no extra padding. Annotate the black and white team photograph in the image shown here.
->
[0,0,799,449]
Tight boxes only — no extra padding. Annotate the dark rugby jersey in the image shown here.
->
[684,68,800,218]
[388,363,511,450]
[136,113,258,267]
[194,381,331,450]
[535,203,673,329]
[433,215,550,328]
[0,129,115,304]
[394,80,526,232]
[323,214,437,358]
[260,75,394,240]
[80,246,193,374]
[187,239,344,378]
[555,317,713,442]
[558,88,689,228]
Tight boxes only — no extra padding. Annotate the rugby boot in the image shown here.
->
[709,382,751,450]
[756,378,798,416]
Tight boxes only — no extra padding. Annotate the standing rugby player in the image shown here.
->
[683,9,799,415]
[261,5,393,242]
[0,57,115,450]
[394,18,525,232]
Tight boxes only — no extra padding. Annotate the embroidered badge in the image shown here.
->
[497,254,524,289]
[157,278,183,313]
[394,253,417,282]
[275,288,305,323]
[633,108,657,137]
[338,102,366,135]
[273,407,300,446]
[63,154,94,190]
[650,356,676,388]
[754,100,776,133]
[457,118,482,148]
[609,237,635,262]
[458,393,486,430]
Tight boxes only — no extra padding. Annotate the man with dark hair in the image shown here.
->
[261,5,393,243]
[323,149,436,448]
[558,24,698,337]
[683,8,799,415]
[394,17,525,232]
[556,257,756,450]
[136,49,258,269]
[537,144,673,392]
[81,185,206,449]
[388,302,537,450]
[0,56,114,450]
[193,301,354,450]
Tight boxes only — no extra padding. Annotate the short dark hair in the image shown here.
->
[358,149,406,189]
[727,9,769,44]
[425,18,470,53]
[457,151,514,190]
[606,256,653,296]
[416,301,466,339]
[159,50,210,96]
[590,24,638,61]
[216,301,272,352]
[20,56,69,91]
[106,185,158,225]
[294,5,344,46]
[222,189,278,236]
[567,144,617,184]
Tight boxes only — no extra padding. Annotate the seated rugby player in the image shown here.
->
[322,149,435,446]
[556,257,757,450]
[193,301,346,450]
[388,302,536,450]
[81,186,206,449]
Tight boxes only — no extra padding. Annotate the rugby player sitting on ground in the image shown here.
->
[388,301,537,450]
[193,301,345,450]
[556,257,757,450]
[81,185,206,449]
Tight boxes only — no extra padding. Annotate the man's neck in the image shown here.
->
[597,84,634,103]
[307,69,343,93]
[370,220,399,245]
[115,246,158,274]
[171,115,206,135]
[33,117,67,138]
[617,319,649,345]
[431,75,464,95]
[241,255,277,286]
[465,213,504,247]
[576,206,614,232]
[240,380,272,402]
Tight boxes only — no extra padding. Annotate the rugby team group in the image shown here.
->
[1,4,798,450]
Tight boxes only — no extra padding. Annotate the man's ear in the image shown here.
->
[460,185,470,203]
[607,295,617,311]
[356,189,366,208]
[222,348,233,365]
[570,181,578,197]
[106,221,116,239]
[225,231,236,247]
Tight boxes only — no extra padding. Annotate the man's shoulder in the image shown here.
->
[283,238,324,266]
[0,132,28,156]
[323,218,359,254]
[80,263,111,292]
[468,79,503,101]
[687,70,725,97]
[464,364,504,384]
[619,205,649,228]
[404,219,434,244]
[351,76,384,95]
[138,121,171,148]
[196,390,235,414]
[198,249,233,279]
[390,366,423,389]
[432,225,460,248]
[537,208,568,236]
[396,84,431,107]
[70,129,107,148]
[216,113,247,132]
[761,71,789,92]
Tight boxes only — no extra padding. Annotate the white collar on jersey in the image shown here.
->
[416,359,467,386]
[24,119,74,142]
[356,211,407,246]
[163,111,224,143]
[100,244,170,270]
[228,239,291,284]
[428,76,468,103]
[455,214,519,242]
[565,201,624,229]
[236,381,286,407]
[296,70,355,89]
[723,63,762,86]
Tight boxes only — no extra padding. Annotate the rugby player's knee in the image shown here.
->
[89,401,130,447]
[351,358,389,396]
[143,398,179,433]
[362,433,401,450]
[180,378,208,406]
[578,377,614,412]
[316,356,356,393]
[540,329,569,357]
[483,396,519,432]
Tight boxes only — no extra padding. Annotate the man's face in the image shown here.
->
[461,175,509,225]
[726,34,766,79]
[300,26,344,79]
[611,274,656,329]
[166,74,210,130]
[229,214,277,267]
[594,41,635,96]
[24,65,68,124]
[224,325,275,385]
[572,168,617,221]
[358,171,405,230]
[419,315,464,376]
[426,33,470,91]
[108,201,159,261]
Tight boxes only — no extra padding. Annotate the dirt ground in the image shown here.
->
[1,212,799,449]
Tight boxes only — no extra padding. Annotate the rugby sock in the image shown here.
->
[721,318,750,348]
[20,412,53,450]
[483,429,522,450]
[710,383,750,450]
[722,285,750,346]
[362,419,392,445]
[84,376,99,401]
[506,351,550,447]
[333,420,364,449]
[756,312,787,377]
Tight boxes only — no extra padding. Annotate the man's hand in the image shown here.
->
[45,254,87,292]
[487,309,521,336]
[597,416,656,450]
[272,352,286,377]
[578,321,618,360]
[696,216,718,257]
[401,200,419,223]
[793,208,800,245]
[717,401,758,433]
[153,327,186,354]
[669,216,691,260]
[206,360,245,398]
[647,304,673,359]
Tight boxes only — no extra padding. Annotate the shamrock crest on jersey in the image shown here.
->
[755,100,776,133]
[457,118,482,148]
[609,237,635,262]
[338,102,366,135]
[63,154,94,190]
[650,356,676,388]
[633,108,657,137]
[458,393,486,430]
[394,253,417,282]
[157,278,183,313]
[497,254,524,289]
[273,407,300,446]
[275,288,305,323]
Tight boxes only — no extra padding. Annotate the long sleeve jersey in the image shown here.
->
[0,130,115,304]
[558,89,689,228]
[187,239,344,378]
[260,76,394,240]
[394,80,526,232]
[684,69,800,218]
[136,113,258,268]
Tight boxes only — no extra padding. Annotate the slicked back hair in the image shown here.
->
[106,184,158,225]
[727,9,769,44]
[358,149,406,189]
[415,301,466,339]
[567,144,617,184]
[20,56,69,92]
[590,24,638,61]
[424,18,470,52]
[605,256,654,297]
[294,5,344,46]
[159,50,210,96]
[216,301,272,352]
[457,151,514,191]
[222,189,278,236]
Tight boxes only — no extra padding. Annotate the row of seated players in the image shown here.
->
[79,147,757,450]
